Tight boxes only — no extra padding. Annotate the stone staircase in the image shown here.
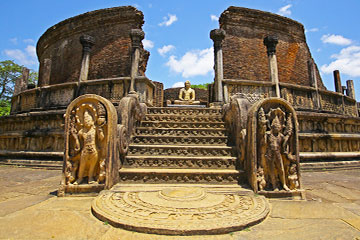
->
[119,107,245,184]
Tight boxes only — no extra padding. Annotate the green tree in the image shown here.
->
[0,60,38,116]
[191,83,212,90]
[0,60,22,101]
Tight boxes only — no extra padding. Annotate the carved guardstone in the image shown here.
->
[246,98,304,199]
[58,94,118,196]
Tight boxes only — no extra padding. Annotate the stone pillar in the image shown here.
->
[78,35,95,82]
[308,58,320,109]
[346,80,355,99]
[129,29,145,94]
[210,29,226,103]
[14,67,30,95]
[40,58,51,86]
[333,70,342,93]
[263,36,280,98]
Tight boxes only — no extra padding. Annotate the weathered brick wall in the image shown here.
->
[37,6,147,86]
[164,88,208,105]
[152,81,164,107]
[220,7,326,90]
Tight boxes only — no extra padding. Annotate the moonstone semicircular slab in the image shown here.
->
[91,187,270,235]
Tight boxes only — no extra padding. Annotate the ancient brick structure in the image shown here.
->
[152,81,164,107]
[37,6,148,86]
[220,7,324,89]
[1,5,360,234]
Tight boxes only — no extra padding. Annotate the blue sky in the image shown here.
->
[1,0,360,100]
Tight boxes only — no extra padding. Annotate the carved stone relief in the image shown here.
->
[59,94,118,196]
[246,98,302,194]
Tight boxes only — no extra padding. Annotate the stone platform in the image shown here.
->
[92,185,269,235]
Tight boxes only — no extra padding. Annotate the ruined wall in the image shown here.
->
[220,7,325,90]
[152,81,164,107]
[37,6,147,86]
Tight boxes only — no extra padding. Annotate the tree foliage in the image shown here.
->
[191,83,212,90]
[0,60,22,101]
[0,60,38,116]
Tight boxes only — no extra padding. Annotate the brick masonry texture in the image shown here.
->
[37,6,147,86]
[152,81,164,107]
[164,88,209,105]
[220,7,326,90]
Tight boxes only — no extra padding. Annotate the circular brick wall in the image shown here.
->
[37,6,148,86]
[220,6,325,89]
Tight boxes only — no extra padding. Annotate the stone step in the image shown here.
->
[147,107,221,116]
[144,114,223,123]
[0,159,62,170]
[141,121,225,129]
[118,168,245,184]
[124,156,237,169]
[133,135,228,145]
[128,145,234,157]
[135,127,227,137]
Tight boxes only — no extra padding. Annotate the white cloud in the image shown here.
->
[305,28,319,33]
[142,39,154,49]
[166,47,214,78]
[158,45,175,57]
[321,45,360,77]
[25,45,37,59]
[23,39,35,44]
[159,14,178,27]
[172,81,185,88]
[10,38,17,45]
[321,34,352,46]
[210,15,219,21]
[277,4,292,16]
[4,45,37,66]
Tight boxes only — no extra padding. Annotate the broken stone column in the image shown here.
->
[39,58,51,86]
[308,58,320,109]
[78,35,95,82]
[210,29,226,103]
[333,70,342,93]
[129,29,144,94]
[263,36,280,98]
[346,80,355,99]
[13,67,30,95]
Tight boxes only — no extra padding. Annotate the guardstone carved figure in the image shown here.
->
[258,108,290,191]
[246,98,302,197]
[68,103,107,185]
[257,106,299,191]
[59,94,119,196]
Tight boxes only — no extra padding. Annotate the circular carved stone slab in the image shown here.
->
[92,187,270,235]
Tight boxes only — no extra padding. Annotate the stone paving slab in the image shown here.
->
[270,200,358,219]
[0,194,52,217]
[0,166,360,239]
[0,197,109,240]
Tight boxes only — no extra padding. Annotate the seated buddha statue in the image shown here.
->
[174,80,200,105]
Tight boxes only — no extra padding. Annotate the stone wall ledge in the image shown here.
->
[299,133,360,139]
[0,130,63,137]
[297,111,360,120]
[0,150,63,158]
[10,76,155,114]
[300,152,360,159]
